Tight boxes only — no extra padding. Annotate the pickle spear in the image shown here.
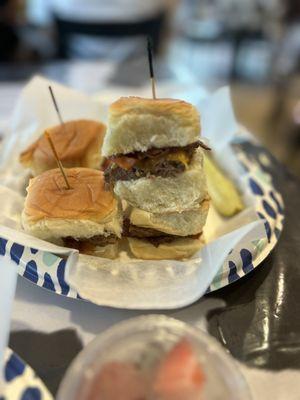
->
[204,155,244,217]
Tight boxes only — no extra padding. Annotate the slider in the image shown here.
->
[103,97,207,213]
[123,199,210,260]
[22,168,122,259]
[103,97,209,260]
[20,119,106,176]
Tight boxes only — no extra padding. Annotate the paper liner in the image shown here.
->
[0,77,274,309]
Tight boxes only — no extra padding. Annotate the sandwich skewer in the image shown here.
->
[48,85,64,126]
[44,130,71,190]
[147,37,156,99]
[146,38,211,152]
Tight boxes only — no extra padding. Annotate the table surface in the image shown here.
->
[1,60,300,398]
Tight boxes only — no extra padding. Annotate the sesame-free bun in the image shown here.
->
[22,168,122,241]
[92,244,119,259]
[102,97,201,156]
[128,236,204,260]
[64,242,119,259]
[129,198,210,237]
[20,119,106,176]
[114,150,206,213]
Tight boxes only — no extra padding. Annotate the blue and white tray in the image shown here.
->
[207,141,284,292]
[1,349,52,400]
[0,79,285,310]
[0,140,284,304]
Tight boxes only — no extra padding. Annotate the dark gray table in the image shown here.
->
[2,60,300,396]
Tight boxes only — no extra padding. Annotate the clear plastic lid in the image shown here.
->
[57,315,251,400]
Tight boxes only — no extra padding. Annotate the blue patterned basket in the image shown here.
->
[1,349,52,400]
[207,143,284,292]
[0,142,284,303]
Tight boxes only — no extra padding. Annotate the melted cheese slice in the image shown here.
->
[166,151,189,167]
[111,150,191,171]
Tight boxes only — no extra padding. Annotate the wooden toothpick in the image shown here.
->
[44,130,71,190]
[147,37,156,99]
[48,85,64,125]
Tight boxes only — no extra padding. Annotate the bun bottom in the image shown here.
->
[128,237,204,260]
[65,242,119,259]
[91,243,119,259]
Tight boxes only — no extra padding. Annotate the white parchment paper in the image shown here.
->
[0,76,265,309]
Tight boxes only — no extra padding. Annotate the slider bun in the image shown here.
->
[128,237,204,260]
[74,243,118,259]
[22,168,122,240]
[91,244,119,259]
[20,119,106,176]
[129,198,210,236]
[103,97,201,156]
[114,150,206,213]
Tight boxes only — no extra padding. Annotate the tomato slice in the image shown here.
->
[111,156,137,170]
[85,361,149,400]
[153,339,205,400]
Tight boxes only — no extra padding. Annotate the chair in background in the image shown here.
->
[54,12,167,60]
[0,0,19,61]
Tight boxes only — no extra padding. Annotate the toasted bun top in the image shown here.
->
[24,168,117,223]
[103,97,201,156]
[20,119,106,167]
[109,96,199,118]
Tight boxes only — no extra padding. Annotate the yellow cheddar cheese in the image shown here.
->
[166,151,189,167]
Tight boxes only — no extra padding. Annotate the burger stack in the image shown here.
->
[103,97,210,260]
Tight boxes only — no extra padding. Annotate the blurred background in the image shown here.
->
[0,0,300,177]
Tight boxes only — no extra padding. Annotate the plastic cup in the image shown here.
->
[57,315,251,400]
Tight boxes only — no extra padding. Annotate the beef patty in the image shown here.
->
[123,218,201,248]
[120,141,206,160]
[104,141,207,186]
[64,234,117,253]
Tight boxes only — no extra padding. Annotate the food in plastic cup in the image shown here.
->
[57,315,251,400]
